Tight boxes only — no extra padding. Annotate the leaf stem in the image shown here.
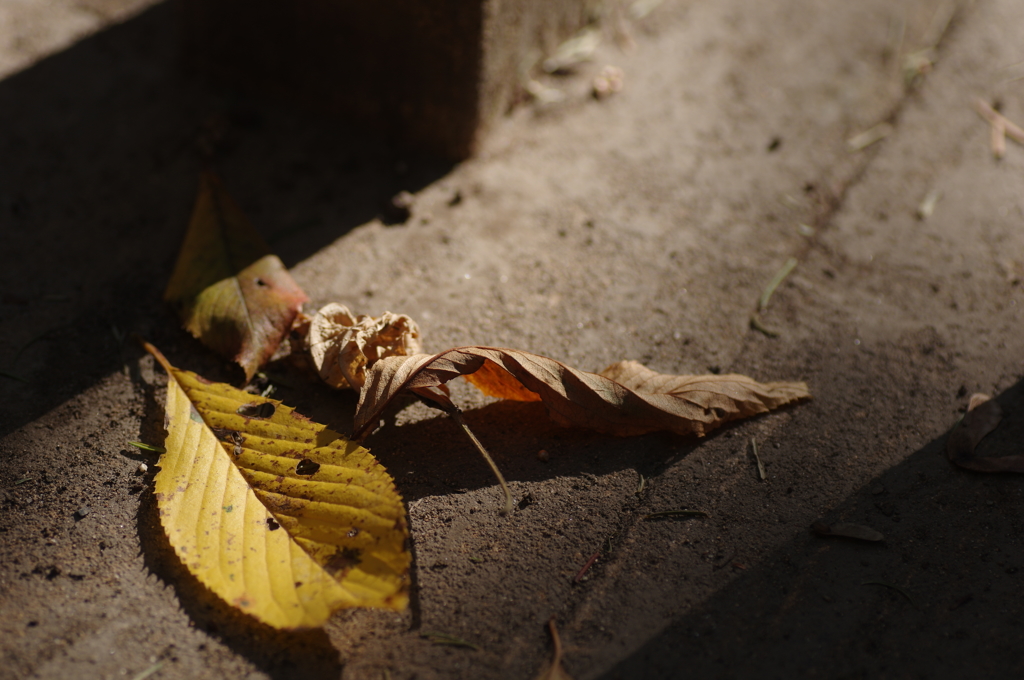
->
[129,661,165,680]
[643,510,708,520]
[420,631,481,650]
[758,257,798,312]
[547,617,565,665]
[862,580,919,609]
[749,313,781,338]
[137,336,175,375]
[449,409,514,515]
[750,437,766,480]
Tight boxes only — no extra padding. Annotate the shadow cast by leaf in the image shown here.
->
[362,398,710,505]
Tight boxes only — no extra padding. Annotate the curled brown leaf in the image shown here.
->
[947,393,1024,472]
[353,347,810,439]
[306,303,422,390]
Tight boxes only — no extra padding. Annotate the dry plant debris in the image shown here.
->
[946,393,1024,472]
[846,122,893,152]
[535,619,575,680]
[811,520,884,542]
[643,510,708,520]
[750,257,798,337]
[420,632,481,650]
[750,437,767,480]
[352,349,810,440]
[143,341,409,629]
[916,189,942,220]
[592,65,625,99]
[151,171,814,628]
[128,661,165,680]
[164,172,308,381]
[862,581,919,609]
[128,441,165,454]
[524,78,566,105]
[306,303,422,390]
[973,98,1024,159]
[543,27,601,73]
[574,550,601,583]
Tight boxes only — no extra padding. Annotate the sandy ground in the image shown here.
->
[3,0,1024,678]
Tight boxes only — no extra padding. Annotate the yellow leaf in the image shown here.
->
[164,172,309,381]
[144,342,409,629]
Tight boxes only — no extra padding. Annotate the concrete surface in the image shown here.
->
[3,0,1024,678]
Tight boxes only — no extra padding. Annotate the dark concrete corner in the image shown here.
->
[181,0,602,159]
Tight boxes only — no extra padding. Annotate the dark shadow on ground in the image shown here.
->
[356,393,769,504]
[0,0,454,440]
[599,379,1024,679]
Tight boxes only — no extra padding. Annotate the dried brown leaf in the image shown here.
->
[306,303,422,390]
[164,172,308,381]
[353,347,809,439]
[947,393,1024,472]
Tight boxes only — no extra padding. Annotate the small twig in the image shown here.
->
[11,322,75,365]
[922,0,956,48]
[991,115,1007,159]
[750,437,766,481]
[916,189,942,220]
[862,581,919,609]
[574,550,601,583]
[751,257,798,337]
[758,258,799,312]
[643,510,708,520]
[129,442,166,454]
[547,617,566,669]
[712,551,738,572]
[883,14,905,65]
[449,409,513,515]
[948,594,973,611]
[420,632,481,650]
[129,661,165,680]
[974,98,1024,144]
[847,123,893,152]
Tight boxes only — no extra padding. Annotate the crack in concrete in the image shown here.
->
[798,0,970,264]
